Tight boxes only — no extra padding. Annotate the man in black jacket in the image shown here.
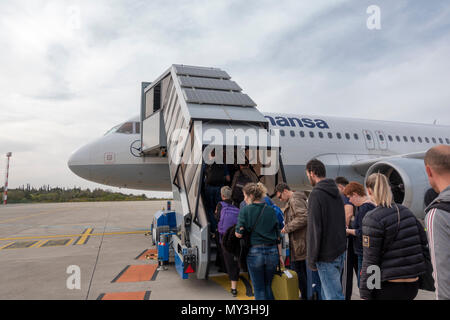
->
[306,159,347,300]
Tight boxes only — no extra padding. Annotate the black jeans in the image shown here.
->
[221,242,240,281]
[291,260,308,300]
[372,281,419,300]
[342,236,359,300]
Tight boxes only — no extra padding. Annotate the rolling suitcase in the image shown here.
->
[271,267,299,300]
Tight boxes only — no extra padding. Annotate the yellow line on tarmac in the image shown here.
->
[74,228,93,245]
[0,230,149,241]
[66,239,75,246]
[0,242,15,250]
[29,240,47,248]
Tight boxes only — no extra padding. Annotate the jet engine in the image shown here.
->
[365,158,431,220]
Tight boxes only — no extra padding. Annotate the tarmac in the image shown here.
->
[0,201,435,300]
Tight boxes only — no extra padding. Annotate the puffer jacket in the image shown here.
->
[359,204,427,300]
[284,191,308,261]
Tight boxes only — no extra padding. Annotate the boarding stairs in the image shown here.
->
[140,65,286,280]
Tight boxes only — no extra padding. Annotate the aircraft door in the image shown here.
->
[362,130,375,150]
[375,130,388,150]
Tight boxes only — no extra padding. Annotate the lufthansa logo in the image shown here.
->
[130,140,142,157]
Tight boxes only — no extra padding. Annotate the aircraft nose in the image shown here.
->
[68,144,92,180]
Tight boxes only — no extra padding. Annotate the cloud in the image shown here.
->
[0,0,449,195]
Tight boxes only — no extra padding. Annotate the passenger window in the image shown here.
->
[439,138,443,144]
[354,133,359,140]
[345,133,350,140]
[388,135,393,142]
[290,130,295,137]
[328,132,333,139]
[280,130,285,137]
[117,122,134,134]
[379,135,384,141]
[425,137,430,143]
[396,136,400,142]
[366,134,372,141]
[337,133,342,139]
[410,136,415,143]
[446,138,450,144]
[403,136,408,142]
[432,137,436,143]
[309,131,314,138]
[299,131,305,138]
[319,132,324,139]
[418,137,422,143]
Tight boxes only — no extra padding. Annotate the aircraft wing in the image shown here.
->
[351,151,426,175]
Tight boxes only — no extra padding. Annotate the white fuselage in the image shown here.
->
[68,113,450,191]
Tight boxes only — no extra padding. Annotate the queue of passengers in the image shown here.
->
[204,145,449,300]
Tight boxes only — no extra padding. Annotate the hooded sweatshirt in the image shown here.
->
[307,179,347,270]
[425,185,450,300]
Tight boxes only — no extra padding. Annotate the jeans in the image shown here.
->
[357,254,363,288]
[247,245,279,300]
[316,252,346,300]
[306,265,323,300]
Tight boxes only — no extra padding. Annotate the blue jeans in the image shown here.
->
[357,254,363,288]
[316,253,346,300]
[247,245,279,300]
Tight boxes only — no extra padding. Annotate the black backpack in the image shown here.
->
[205,164,226,187]
[232,171,253,205]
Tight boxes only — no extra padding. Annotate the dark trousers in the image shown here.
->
[221,241,240,281]
[342,236,358,300]
[372,281,419,300]
[291,260,308,300]
[205,184,221,231]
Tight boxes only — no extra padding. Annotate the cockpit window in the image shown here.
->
[117,122,134,134]
[104,124,120,135]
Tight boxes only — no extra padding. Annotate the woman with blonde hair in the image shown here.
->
[359,173,428,300]
[235,182,283,300]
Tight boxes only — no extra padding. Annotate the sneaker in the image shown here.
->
[231,289,237,297]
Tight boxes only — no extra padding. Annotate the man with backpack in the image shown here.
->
[424,145,450,300]
[231,163,259,207]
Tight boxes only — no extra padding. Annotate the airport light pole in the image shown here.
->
[3,152,12,205]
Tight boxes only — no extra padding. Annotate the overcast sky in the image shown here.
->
[0,0,449,197]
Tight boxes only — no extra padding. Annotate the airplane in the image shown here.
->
[68,112,450,220]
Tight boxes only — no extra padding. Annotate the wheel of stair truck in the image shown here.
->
[151,221,155,246]
[153,225,170,247]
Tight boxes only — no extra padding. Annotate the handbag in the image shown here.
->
[239,204,267,271]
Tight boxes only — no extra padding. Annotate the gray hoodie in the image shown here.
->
[425,185,450,300]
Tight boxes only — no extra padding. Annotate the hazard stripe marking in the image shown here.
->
[97,291,151,300]
[111,264,159,283]
[135,249,158,260]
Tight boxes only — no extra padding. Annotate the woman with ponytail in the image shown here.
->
[359,173,428,300]
[235,182,283,300]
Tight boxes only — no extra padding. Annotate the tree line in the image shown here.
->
[0,186,168,204]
